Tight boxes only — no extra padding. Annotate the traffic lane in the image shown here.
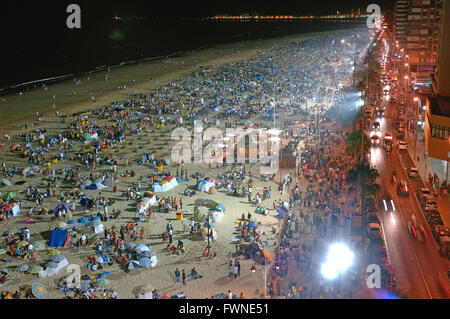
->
[398,149,425,190]
[372,145,432,298]
[382,101,448,298]
[393,184,449,298]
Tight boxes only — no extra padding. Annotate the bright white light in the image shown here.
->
[391,200,395,211]
[390,212,396,225]
[358,92,362,97]
[383,199,387,212]
[341,39,345,43]
[385,95,390,101]
[320,243,354,280]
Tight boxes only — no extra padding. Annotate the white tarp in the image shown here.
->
[38,257,69,278]
[151,178,178,192]
[12,204,21,217]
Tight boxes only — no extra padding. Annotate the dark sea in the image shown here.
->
[0,18,366,95]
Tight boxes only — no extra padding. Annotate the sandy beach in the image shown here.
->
[0,25,371,299]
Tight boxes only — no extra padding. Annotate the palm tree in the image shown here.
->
[345,130,370,158]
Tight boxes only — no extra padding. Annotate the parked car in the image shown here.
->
[417,188,432,202]
[408,167,420,179]
[424,210,444,226]
[367,223,383,240]
[422,198,438,211]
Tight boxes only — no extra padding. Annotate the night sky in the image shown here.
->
[0,0,394,87]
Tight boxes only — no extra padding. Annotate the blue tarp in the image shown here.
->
[78,218,89,224]
[48,229,69,247]
[277,207,287,219]
[90,216,101,221]
[80,198,91,207]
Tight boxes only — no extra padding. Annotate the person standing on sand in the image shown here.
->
[174,268,180,283]
[182,269,186,285]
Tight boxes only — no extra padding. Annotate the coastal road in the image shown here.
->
[368,97,449,298]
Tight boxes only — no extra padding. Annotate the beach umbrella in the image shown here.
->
[28,265,43,274]
[49,254,66,263]
[82,274,96,281]
[47,249,60,256]
[5,192,16,200]
[124,260,139,272]
[125,243,137,250]
[138,284,153,294]
[135,244,150,254]
[96,271,111,279]
[137,257,152,268]
[1,178,12,186]
[140,250,154,257]
[31,282,47,299]
[17,240,30,247]
[0,204,14,211]
[33,241,46,250]
[95,278,111,287]
[80,281,90,292]
[17,264,30,272]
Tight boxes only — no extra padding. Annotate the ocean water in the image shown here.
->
[0,18,365,94]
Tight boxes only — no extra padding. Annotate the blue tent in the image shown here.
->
[277,207,287,219]
[79,198,91,207]
[48,229,69,247]
[52,203,71,215]
[78,218,90,224]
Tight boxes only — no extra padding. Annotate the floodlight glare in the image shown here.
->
[320,243,354,280]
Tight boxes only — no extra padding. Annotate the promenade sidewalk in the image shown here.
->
[405,132,450,227]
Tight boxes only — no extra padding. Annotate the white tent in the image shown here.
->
[38,256,69,278]
[151,177,178,192]
[12,203,21,217]
[142,195,157,206]
[197,180,215,192]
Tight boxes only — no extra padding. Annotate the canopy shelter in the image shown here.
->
[48,229,70,247]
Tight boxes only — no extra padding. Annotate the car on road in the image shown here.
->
[371,135,380,145]
[367,222,383,240]
[407,219,427,242]
[397,180,409,197]
[372,122,381,131]
[397,140,407,150]
[408,167,420,179]
[381,197,396,212]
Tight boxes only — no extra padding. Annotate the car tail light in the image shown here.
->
[420,225,427,239]
[411,225,416,237]
[438,273,450,294]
